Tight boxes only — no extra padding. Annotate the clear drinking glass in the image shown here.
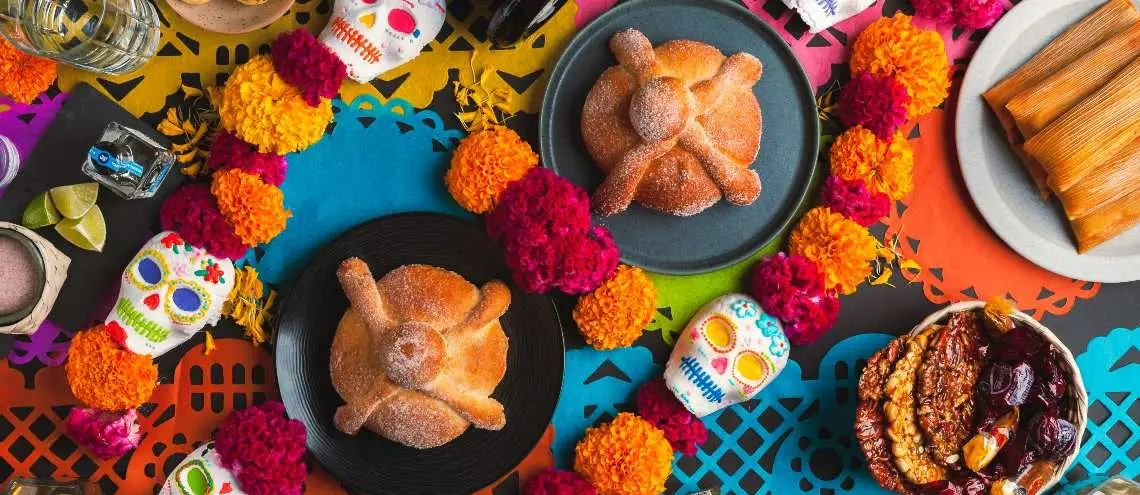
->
[82,121,175,199]
[0,0,161,75]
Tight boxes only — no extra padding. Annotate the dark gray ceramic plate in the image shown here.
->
[540,0,818,275]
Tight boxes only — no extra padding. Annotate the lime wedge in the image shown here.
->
[49,182,99,220]
[55,205,106,252]
[22,191,61,229]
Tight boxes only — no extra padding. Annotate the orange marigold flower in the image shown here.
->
[850,14,950,119]
[574,412,673,495]
[445,126,538,214]
[218,56,333,155]
[789,207,878,295]
[573,265,658,350]
[66,326,158,412]
[830,126,913,201]
[210,168,291,246]
[0,38,57,104]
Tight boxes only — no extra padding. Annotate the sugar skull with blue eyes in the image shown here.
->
[318,0,446,82]
[104,232,235,357]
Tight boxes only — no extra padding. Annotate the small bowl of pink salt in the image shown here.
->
[0,227,46,326]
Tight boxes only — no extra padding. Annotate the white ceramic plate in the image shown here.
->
[957,0,1140,283]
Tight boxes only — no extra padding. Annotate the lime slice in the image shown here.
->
[49,182,99,220]
[55,205,106,252]
[22,191,61,229]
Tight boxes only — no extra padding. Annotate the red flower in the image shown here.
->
[837,71,911,140]
[819,176,891,227]
[160,233,184,249]
[751,252,840,345]
[636,378,708,456]
[523,469,597,495]
[271,29,348,107]
[160,184,248,260]
[214,402,307,495]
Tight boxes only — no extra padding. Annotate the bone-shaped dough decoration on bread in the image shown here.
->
[331,258,510,448]
[582,28,764,217]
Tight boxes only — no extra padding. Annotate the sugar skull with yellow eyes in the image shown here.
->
[664,294,790,417]
[319,0,447,83]
[104,232,235,357]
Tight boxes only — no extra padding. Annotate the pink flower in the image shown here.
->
[751,253,841,345]
[524,469,597,495]
[208,131,288,186]
[912,0,956,23]
[271,29,347,107]
[819,176,891,227]
[636,378,708,456]
[838,71,911,140]
[954,0,1005,29]
[214,402,307,495]
[66,407,141,459]
[160,184,248,260]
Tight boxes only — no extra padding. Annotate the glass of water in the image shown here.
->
[0,0,161,75]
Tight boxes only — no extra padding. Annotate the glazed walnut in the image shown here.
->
[917,312,985,466]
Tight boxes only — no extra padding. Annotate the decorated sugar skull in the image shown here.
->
[664,294,789,417]
[319,0,447,83]
[159,443,242,495]
[105,231,235,357]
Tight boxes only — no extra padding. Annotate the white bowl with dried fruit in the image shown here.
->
[856,299,1088,495]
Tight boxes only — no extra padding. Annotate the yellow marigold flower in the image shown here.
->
[445,126,538,213]
[573,265,658,350]
[851,14,950,119]
[66,325,158,412]
[0,38,57,104]
[210,168,291,246]
[218,56,333,154]
[574,412,673,495]
[789,207,878,295]
[830,126,914,201]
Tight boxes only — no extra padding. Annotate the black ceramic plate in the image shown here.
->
[274,213,564,494]
[540,0,819,274]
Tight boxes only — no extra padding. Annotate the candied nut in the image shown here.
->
[917,312,984,467]
[855,335,914,494]
[885,325,947,485]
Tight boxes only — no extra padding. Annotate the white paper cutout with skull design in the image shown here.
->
[159,442,243,495]
[664,294,790,417]
[104,232,235,357]
[318,0,447,83]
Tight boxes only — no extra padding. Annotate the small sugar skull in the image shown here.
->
[664,294,789,417]
[159,442,242,495]
[318,0,447,83]
[104,232,235,357]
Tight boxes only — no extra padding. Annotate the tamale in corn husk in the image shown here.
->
[1024,57,1140,194]
[1007,24,1140,138]
[1058,138,1140,221]
[984,0,1140,198]
[1071,183,1140,253]
[984,0,1140,134]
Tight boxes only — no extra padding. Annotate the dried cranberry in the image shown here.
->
[1028,347,1068,409]
[1029,413,1077,461]
[979,361,1034,408]
[973,400,1004,433]
[992,326,1043,361]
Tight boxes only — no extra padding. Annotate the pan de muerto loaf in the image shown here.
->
[331,258,510,449]
[582,28,764,217]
